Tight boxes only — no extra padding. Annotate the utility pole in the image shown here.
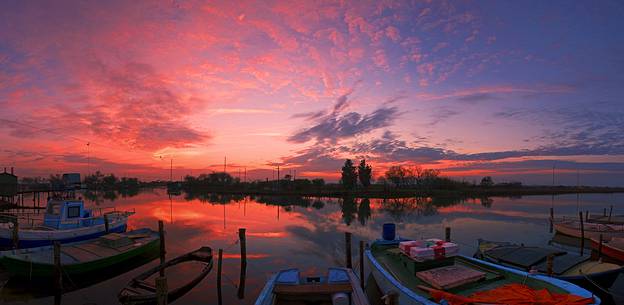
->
[224,156,227,174]
[86,142,90,176]
[170,158,173,182]
[244,167,247,183]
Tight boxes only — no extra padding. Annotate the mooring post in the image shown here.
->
[546,254,553,276]
[598,234,603,259]
[359,240,365,289]
[104,214,109,233]
[217,248,223,305]
[12,218,19,249]
[579,211,585,256]
[604,208,607,217]
[549,207,554,233]
[156,276,168,305]
[445,227,451,242]
[54,241,62,291]
[585,210,589,222]
[159,220,166,276]
[345,232,352,269]
[609,205,613,222]
[238,228,247,299]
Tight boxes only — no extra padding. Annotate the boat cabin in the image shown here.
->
[43,198,94,229]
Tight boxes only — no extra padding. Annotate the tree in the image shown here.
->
[357,159,372,188]
[480,176,494,187]
[312,178,325,192]
[385,166,406,187]
[340,159,357,189]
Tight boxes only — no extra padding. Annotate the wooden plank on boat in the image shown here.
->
[416,265,486,290]
[273,283,352,295]
[61,245,102,262]
[133,279,157,292]
[74,242,120,257]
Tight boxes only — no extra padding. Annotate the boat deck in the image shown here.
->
[372,245,568,300]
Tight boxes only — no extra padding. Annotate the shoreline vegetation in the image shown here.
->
[13,159,624,200]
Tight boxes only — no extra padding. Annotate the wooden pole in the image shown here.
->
[585,210,589,222]
[12,218,19,249]
[359,240,365,289]
[159,220,166,276]
[238,228,247,299]
[609,205,613,222]
[54,241,62,290]
[546,254,553,276]
[598,234,603,259]
[217,248,223,305]
[104,214,109,233]
[604,208,607,217]
[549,207,554,233]
[445,227,451,242]
[345,232,352,269]
[579,211,585,256]
[156,276,168,305]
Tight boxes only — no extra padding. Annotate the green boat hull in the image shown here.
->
[0,238,160,280]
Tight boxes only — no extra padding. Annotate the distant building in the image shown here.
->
[0,167,18,197]
[62,173,82,190]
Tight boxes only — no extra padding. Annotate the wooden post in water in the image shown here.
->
[104,214,109,233]
[546,254,553,276]
[579,211,585,256]
[359,240,365,289]
[238,228,247,299]
[217,249,223,305]
[604,208,607,217]
[156,276,168,305]
[549,208,554,233]
[445,227,451,242]
[12,218,19,249]
[345,232,352,269]
[54,241,62,291]
[159,220,166,276]
[598,234,603,259]
[609,205,613,222]
[585,210,589,222]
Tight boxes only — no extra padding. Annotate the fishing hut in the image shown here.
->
[0,167,18,206]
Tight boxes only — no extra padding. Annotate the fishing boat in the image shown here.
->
[0,196,134,249]
[254,267,370,305]
[367,238,600,305]
[591,237,624,263]
[554,218,624,240]
[118,246,213,305]
[588,214,624,225]
[0,228,159,280]
[476,239,622,299]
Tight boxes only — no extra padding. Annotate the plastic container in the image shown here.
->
[382,223,396,240]
[408,239,459,262]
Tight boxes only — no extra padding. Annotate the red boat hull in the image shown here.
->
[591,238,624,263]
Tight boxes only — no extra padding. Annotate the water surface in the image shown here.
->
[2,190,622,304]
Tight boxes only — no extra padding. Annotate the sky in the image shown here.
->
[1,0,623,185]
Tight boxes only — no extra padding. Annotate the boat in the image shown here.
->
[254,267,370,305]
[476,239,622,300]
[591,237,624,263]
[0,195,134,249]
[367,238,600,305]
[0,228,159,280]
[118,246,213,305]
[554,218,624,240]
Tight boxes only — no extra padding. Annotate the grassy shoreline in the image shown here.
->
[180,185,624,199]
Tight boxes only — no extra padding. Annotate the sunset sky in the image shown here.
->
[1,1,623,185]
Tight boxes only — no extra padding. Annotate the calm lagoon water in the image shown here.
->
[1,189,623,304]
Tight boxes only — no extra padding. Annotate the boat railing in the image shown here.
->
[0,208,135,228]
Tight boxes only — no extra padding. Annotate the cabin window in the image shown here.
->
[67,206,81,218]
[46,203,61,215]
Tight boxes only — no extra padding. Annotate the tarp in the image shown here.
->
[428,283,594,305]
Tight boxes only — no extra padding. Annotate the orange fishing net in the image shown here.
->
[428,283,595,305]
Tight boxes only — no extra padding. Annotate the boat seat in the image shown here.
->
[273,283,352,295]
[132,279,157,292]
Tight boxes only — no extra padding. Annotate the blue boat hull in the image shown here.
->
[0,224,127,248]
